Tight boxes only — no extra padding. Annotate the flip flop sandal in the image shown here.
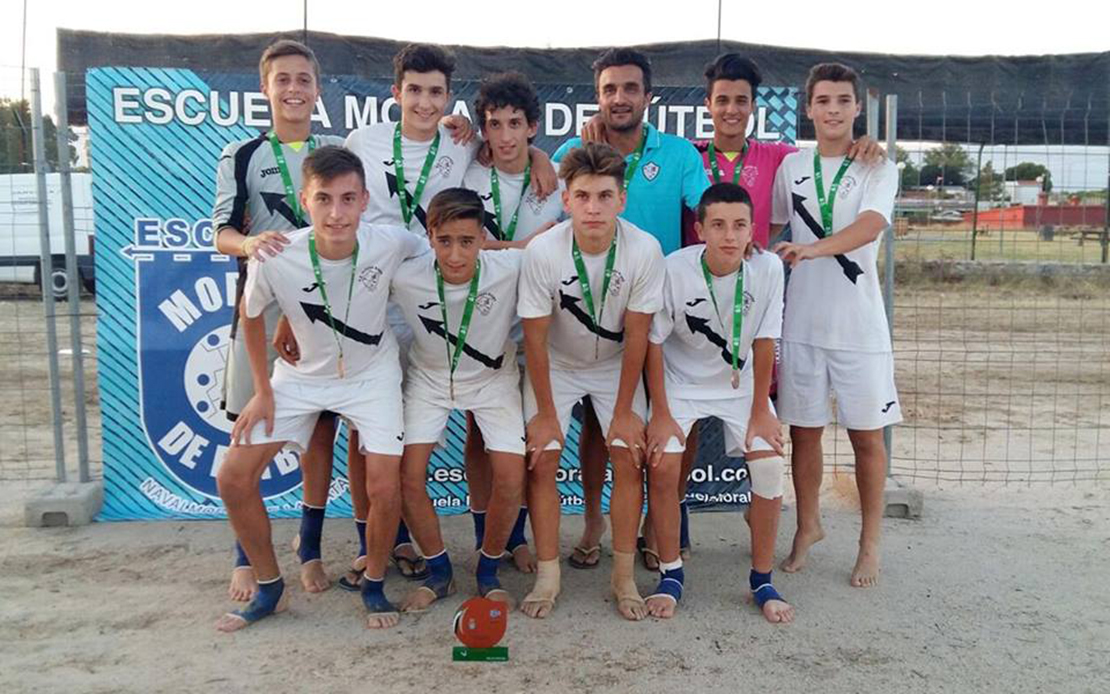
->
[568,544,601,570]
[637,536,660,571]
[391,545,430,581]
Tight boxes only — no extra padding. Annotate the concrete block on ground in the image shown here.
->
[24,482,103,527]
[883,477,923,519]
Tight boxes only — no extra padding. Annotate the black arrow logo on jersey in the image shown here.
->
[558,291,624,343]
[384,169,429,229]
[685,313,746,370]
[791,192,864,284]
[260,191,302,228]
[417,314,505,370]
[299,302,383,346]
[686,297,708,308]
[482,209,503,240]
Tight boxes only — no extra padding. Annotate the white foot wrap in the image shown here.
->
[523,558,561,606]
[610,550,644,606]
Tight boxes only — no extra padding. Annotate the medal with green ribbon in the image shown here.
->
[813,149,854,236]
[308,232,358,378]
[434,258,481,401]
[700,252,745,389]
[708,138,749,185]
[267,132,316,227]
[393,122,441,228]
[622,126,648,191]
[490,159,531,242]
[571,230,618,360]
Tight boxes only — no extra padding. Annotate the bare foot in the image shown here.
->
[645,595,677,619]
[520,594,556,619]
[780,525,825,573]
[615,595,647,621]
[228,567,257,602]
[510,544,537,573]
[850,542,880,588]
[366,612,400,629]
[761,599,795,624]
[400,582,455,612]
[299,560,331,593]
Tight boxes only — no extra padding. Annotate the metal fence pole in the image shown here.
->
[866,88,880,139]
[883,95,898,468]
[54,71,90,482]
[30,67,67,483]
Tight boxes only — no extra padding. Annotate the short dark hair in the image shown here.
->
[427,187,485,232]
[704,54,762,99]
[558,142,627,189]
[805,62,861,104]
[259,39,320,84]
[473,72,541,136]
[302,146,366,189]
[592,47,653,94]
[393,43,456,90]
[697,182,753,222]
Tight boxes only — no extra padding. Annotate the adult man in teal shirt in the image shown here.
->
[552,48,708,569]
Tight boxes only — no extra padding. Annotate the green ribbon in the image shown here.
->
[490,160,531,242]
[393,122,441,228]
[434,258,481,398]
[267,132,316,226]
[307,232,358,377]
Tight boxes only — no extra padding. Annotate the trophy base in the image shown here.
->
[452,646,508,662]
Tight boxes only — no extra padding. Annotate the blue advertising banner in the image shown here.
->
[88,66,797,520]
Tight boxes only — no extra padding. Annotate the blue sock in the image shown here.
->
[355,518,367,558]
[234,541,251,568]
[394,520,412,549]
[679,500,690,550]
[652,561,684,602]
[471,510,486,550]
[476,550,501,595]
[360,575,395,614]
[750,569,784,608]
[231,576,284,623]
[297,504,325,563]
[421,550,454,597]
[507,506,529,551]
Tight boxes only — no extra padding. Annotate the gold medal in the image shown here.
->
[731,368,739,389]
[450,378,455,402]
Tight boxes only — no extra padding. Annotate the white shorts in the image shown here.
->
[404,373,526,455]
[522,362,647,452]
[657,394,775,456]
[777,341,902,430]
[222,302,281,417]
[246,369,404,457]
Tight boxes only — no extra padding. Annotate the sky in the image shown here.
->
[0,1,1106,188]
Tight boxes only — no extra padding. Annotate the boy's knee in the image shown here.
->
[366,475,401,504]
[648,465,680,494]
[216,462,254,499]
[529,452,561,478]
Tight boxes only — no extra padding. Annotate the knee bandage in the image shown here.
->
[748,456,785,500]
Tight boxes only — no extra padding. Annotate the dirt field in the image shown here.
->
[1,479,1107,693]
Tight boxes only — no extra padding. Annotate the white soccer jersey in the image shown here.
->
[771,148,897,352]
[390,249,522,395]
[461,161,564,244]
[243,224,425,382]
[517,219,665,371]
[650,246,784,401]
[344,122,479,237]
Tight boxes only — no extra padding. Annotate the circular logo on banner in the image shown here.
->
[184,326,233,434]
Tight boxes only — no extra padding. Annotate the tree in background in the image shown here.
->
[919,142,973,187]
[0,99,77,174]
[895,145,920,188]
[1004,162,1053,192]
[970,161,1004,200]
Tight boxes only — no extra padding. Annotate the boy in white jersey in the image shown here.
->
[389,188,527,610]
[518,142,665,621]
[212,39,346,601]
[460,72,565,574]
[328,45,556,587]
[214,146,424,632]
[771,63,901,588]
[645,183,792,622]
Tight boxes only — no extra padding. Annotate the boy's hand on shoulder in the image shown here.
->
[272,315,300,365]
[645,412,684,469]
[580,114,607,144]
[441,114,476,145]
[243,230,290,261]
[231,391,275,446]
[607,410,647,468]
[526,413,565,465]
[848,136,887,165]
[773,241,819,267]
[528,148,558,199]
[746,405,785,456]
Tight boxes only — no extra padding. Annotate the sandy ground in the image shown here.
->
[1,478,1108,694]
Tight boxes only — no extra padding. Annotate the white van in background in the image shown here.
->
[0,173,95,299]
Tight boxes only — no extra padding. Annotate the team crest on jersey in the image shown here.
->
[525,189,544,215]
[475,292,496,316]
[838,175,858,198]
[739,165,759,188]
[129,247,301,500]
[359,266,383,292]
[742,290,755,315]
[641,162,661,181]
[434,156,455,180]
[608,270,625,297]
